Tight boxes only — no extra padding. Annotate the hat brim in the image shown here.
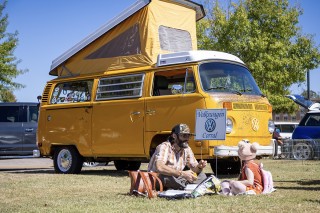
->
[179,133,195,136]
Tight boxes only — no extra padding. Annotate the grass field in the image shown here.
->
[1,159,319,213]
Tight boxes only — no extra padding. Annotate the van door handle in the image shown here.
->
[25,128,34,132]
[131,111,141,115]
[146,110,156,115]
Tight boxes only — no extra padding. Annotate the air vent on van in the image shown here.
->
[232,103,253,110]
[41,83,53,104]
[255,104,268,111]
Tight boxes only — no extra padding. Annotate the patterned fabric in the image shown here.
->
[172,123,195,135]
[240,161,264,194]
[148,141,198,172]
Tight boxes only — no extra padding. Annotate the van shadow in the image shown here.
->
[2,167,131,177]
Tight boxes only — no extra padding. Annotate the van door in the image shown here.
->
[92,74,145,156]
[44,80,94,156]
[22,105,39,154]
[0,105,23,155]
[145,68,207,153]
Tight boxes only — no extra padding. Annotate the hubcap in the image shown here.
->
[57,149,72,172]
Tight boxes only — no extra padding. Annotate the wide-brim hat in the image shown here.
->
[171,123,195,136]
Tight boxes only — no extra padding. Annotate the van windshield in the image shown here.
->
[199,62,262,95]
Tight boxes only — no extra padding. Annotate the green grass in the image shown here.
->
[1,159,320,213]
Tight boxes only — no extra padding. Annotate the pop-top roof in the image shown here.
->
[50,0,205,76]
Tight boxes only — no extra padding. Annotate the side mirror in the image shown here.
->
[37,95,42,102]
[171,85,183,95]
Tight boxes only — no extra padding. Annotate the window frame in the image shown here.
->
[96,73,145,101]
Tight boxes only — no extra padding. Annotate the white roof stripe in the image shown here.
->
[157,50,245,67]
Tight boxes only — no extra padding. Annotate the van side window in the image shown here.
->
[96,74,144,100]
[50,80,93,104]
[0,106,20,122]
[29,106,39,122]
[153,69,195,96]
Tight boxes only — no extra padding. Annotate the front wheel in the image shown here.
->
[292,142,314,160]
[54,146,83,174]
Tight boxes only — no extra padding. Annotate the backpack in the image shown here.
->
[259,163,276,194]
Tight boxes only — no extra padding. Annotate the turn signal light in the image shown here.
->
[223,102,233,110]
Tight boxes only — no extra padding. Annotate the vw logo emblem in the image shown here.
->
[205,118,216,132]
[251,118,259,131]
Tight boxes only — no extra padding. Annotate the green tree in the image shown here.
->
[0,0,26,102]
[197,0,320,113]
[301,89,319,100]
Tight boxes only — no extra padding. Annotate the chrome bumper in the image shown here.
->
[213,139,280,157]
[33,149,40,157]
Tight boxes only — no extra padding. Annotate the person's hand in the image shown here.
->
[197,160,207,169]
[181,170,197,183]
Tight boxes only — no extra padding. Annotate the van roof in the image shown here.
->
[50,0,205,75]
[0,102,38,106]
[157,50,245,67]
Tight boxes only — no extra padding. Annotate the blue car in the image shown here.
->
[285,95,320,160]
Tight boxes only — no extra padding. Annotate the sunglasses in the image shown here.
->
[178,133,192,139]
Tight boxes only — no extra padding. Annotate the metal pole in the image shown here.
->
[307,70,310,100]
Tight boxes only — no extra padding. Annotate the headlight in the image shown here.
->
[268,120,275,133]
[226,118,233,134]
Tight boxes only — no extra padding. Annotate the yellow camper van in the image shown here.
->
[37,0,276,174]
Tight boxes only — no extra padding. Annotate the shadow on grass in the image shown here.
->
[304,199,320,204]
[0,168,55,174]
[2,168,241,179]
[275,180,320,184]
[2,166,131,177]
[276,186,320,191]
[276,179,320,191]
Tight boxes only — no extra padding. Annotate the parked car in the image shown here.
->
[285,95,320,160]
[0,102,39,157]
[274,122,298,139]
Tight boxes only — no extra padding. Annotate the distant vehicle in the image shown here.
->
[0,102,39,157]
[285,95,320,160]
[274,122,298,139]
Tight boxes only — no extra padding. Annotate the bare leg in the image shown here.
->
[230,181,247,195]
[220,180,231,195]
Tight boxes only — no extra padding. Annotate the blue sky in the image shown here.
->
[4,0,320,102]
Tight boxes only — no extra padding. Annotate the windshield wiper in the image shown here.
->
[231,90,242,96]
[206,86,242,95]
[205,86,227,91]
[260,93,266,98]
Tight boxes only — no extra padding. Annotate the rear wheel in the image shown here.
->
[53,146,83,174]
[292,142,314,160]
[210,158,241,175]
[114,160,141,171]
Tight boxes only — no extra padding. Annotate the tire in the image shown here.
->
[53,146,83,174]
[292,142,314,160]
[210,158,241,175]
[114,160,141,171]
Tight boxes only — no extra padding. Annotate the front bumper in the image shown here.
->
[213,139,280,157]
[33,149,41,157]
